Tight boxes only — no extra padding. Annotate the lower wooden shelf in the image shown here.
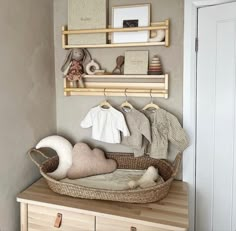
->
[64,74,169,98]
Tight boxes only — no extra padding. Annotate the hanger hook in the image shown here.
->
[150,89,153,103]
[125,88,128,101]
[104,88,107,101]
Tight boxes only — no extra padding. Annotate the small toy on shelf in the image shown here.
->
[148,55,163,75]
[61,48,92,88]
[86,60,101,75]
[112,56,125,74]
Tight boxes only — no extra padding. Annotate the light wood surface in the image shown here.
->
[63,25,168,35]
[83,74,166,79]
[17,178,188,231]
[64,74,169,98]
[64,88,168,98]
[20,203,28,231]
[84,82,165,89]
[28,204,95,231]
[63,41,166,49]
[62,19,170,48]
[96,217,170,231]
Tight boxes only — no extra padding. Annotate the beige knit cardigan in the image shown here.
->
[135,109,189,159]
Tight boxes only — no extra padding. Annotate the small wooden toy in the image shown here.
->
[112,56,125,74]
[148,55,163,75]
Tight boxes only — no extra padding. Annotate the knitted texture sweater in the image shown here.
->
[121,108,151,155]
[136,108,189,159]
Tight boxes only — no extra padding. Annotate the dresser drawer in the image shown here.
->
[96,217,171,231]
[28,204,95,231]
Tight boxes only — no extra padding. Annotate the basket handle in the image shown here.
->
[171,152,182,178]
[28,148,49,168]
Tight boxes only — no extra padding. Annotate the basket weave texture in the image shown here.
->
[29,149,182,203]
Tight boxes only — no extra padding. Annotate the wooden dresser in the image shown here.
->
[17,178,188,231]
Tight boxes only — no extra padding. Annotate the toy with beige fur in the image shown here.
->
[128,166,159,189]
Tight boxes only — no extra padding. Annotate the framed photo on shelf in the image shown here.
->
[111,4,151,44]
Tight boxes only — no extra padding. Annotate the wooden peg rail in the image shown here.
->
[62,19,170,49]
[64,74,169,98]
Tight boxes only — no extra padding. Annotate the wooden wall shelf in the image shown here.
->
[83,74,166,79]
[64,74,169,98]
[62,19,170,49]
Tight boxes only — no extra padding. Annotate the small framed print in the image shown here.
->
[123,19,139,28]
[112,4,150,44]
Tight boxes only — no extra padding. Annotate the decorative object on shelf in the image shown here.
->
[128,166,159,189]
[149,29,165,42]
[86,59,100,75]
[124,51,149,75]
[148,55,163,75]
[35,136,117,180]
[112,56,125,74]
[61,48,92,87]
[112,4,150,44]
[68,0,108,45]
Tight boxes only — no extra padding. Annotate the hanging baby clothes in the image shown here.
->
[139,108,189,159]
[81,106,130,144]
[121,108,151,157]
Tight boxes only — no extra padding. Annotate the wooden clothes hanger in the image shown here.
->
[120,89,134,112]
[142,90,160,111]
[100,89,112,109]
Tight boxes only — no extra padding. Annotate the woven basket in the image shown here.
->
[29,149,182,203]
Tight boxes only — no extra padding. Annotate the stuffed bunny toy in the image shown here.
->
[61,48,92,88]
[128,166,159,189]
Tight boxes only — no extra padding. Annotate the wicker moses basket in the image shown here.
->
[29,149,182,204]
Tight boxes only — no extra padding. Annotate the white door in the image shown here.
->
[196,2,236,231]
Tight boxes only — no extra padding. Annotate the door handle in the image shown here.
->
[54,213,62,228]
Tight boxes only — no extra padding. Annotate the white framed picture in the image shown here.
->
[112,4,151,44]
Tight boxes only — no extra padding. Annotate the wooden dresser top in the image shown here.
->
[17,178,188,230]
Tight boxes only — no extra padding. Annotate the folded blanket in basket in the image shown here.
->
[61,169,164,191]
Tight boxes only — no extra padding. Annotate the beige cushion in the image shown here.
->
[67,143,117,179]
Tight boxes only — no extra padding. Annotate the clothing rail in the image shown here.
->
[64,88,168,98]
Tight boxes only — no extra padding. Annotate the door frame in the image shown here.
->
[183,1,235,230]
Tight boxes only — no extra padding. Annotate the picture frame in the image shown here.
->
[112,4,151,44]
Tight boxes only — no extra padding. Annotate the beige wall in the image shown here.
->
[0,0,56,230]
[54,0,184,160]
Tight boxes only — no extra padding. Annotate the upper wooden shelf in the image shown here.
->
[83,74,166,79]
[62,19,170,49]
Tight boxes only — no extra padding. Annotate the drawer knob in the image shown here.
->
[54,213,62,228]
[131,227,137,231]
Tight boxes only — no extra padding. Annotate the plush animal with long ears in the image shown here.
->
[61,48,92,87]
